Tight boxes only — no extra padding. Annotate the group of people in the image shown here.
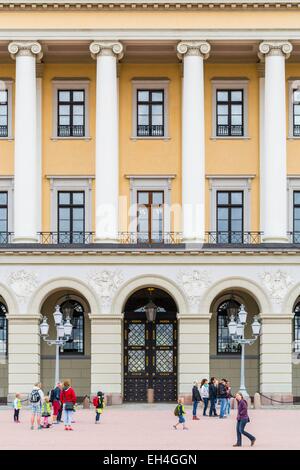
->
[173,377,256,448]
[192,377,232,419]
[13,380,105,431]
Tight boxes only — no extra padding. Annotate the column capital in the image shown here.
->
[177,41,210,60]
[89,40,124,60]
[8,41,43,61]
[258,41,293,60]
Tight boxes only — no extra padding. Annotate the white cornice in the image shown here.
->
[0,29,299,42]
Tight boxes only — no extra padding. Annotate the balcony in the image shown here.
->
[0,126,8,138]
[216,124,243,137]
[38,231,95,244]
[119,232,182,245]
[205,231,262,244]
[57,125,85,138]
[137,125,164,137]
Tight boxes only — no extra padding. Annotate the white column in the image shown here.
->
[90,41,123,243]
[8,41,42,243]
[257,63,266,235]
[36,64,43,234]
[177,41,210,244]
[258,41,292,243]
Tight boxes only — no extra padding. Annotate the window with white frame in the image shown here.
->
[132,79,169,139]
[288,80,300,138]
[0,80,13,139]
[52,79,90,139]
[211,79,249,139]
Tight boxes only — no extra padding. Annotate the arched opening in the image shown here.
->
[293,299,300,401]
[123,287,178,402]
[210,289,260,396]
[40,289,91,399]
[0,297,8,401]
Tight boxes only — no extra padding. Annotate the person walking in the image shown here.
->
[233,392,256,447]
[225,379,232,416]
[200,379,209,416]
[60,379,77,431]
[209,377,218,417]
[173,397,188,430]
[93,391,105,424]
[13,393,21,423]
[29,382,44,430]
[50,382,62,424]
[192,381,201,420]
[217,378,228,419]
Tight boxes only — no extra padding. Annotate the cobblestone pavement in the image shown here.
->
[0,404,299,450]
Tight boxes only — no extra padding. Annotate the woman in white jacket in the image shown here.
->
[200,379,209,416]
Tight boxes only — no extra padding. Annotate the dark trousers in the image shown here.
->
[202,398,209,415]
[209,397,217,416]
[236,419,255,446]
[14,409,20,422]
[95,411,101,422]
[57,405,62,422]
[192,400,199,416]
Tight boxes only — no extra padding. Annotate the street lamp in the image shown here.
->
[40,304,73,386]
[228,304,261,397]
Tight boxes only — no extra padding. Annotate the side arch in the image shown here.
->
[0,282,19,315]
[27,277,100,315]
[202,276,271,317]
[281,283,300,317]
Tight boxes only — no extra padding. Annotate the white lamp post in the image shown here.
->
[40,304,73,386]
[228,304,261,397]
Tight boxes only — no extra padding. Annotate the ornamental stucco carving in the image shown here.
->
[89,41,124,60]
[87,270,123,311]
[8,41,43,61]
[258,41,293,60]
[178,270,211,311]
[8,270,39,303]
[177,41,211,60]
[260,270,294,304]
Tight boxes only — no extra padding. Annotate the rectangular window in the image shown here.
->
[216,190,243,243]
[0,192,8,243]
[293,89,300,137]
[216,89,243,137]
[137,190,164,243]
[137,90,164,137]
[57,191,85,244]
[57,90,85,137]
[293,191,300,243]
[0,90,8,138]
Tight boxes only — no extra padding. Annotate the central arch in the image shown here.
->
[123,287,178,402]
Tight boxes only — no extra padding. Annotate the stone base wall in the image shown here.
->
[41,358,91,397]
[210,357,259,396]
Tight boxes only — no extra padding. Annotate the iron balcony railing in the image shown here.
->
[57,125,85,138]
[38,231,95,244]
[0,125,8,138]
[119,232,182,244]
[288,232,300,244]
[293,125,300,137]
[205,231,263,244]
[216,124,243,137]
[0,232,14,244]
[137,125,164,137]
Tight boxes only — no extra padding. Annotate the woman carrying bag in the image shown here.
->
[60,379,77,431]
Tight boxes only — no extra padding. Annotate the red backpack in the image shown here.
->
[92,396,98,407]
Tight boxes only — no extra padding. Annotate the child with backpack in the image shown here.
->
[30,383,44,430]
[93,391,105,424]
[41,396,52,428]
[173,397,188,430]
[13,393,21,423]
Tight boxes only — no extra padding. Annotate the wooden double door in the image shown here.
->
[124,318,177,402]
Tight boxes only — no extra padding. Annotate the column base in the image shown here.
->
[13,236,39,244]
[261,236,288,243]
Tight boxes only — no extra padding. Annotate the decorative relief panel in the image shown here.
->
[260,270,294,304]
[178,270,211,312]
[87,270,123,312]
[8,270,39,304]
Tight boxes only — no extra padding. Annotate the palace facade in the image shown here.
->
[0,0,299,403]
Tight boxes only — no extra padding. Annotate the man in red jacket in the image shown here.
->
[60,379,77,431]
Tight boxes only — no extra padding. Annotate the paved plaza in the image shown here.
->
[0,404,299,450]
